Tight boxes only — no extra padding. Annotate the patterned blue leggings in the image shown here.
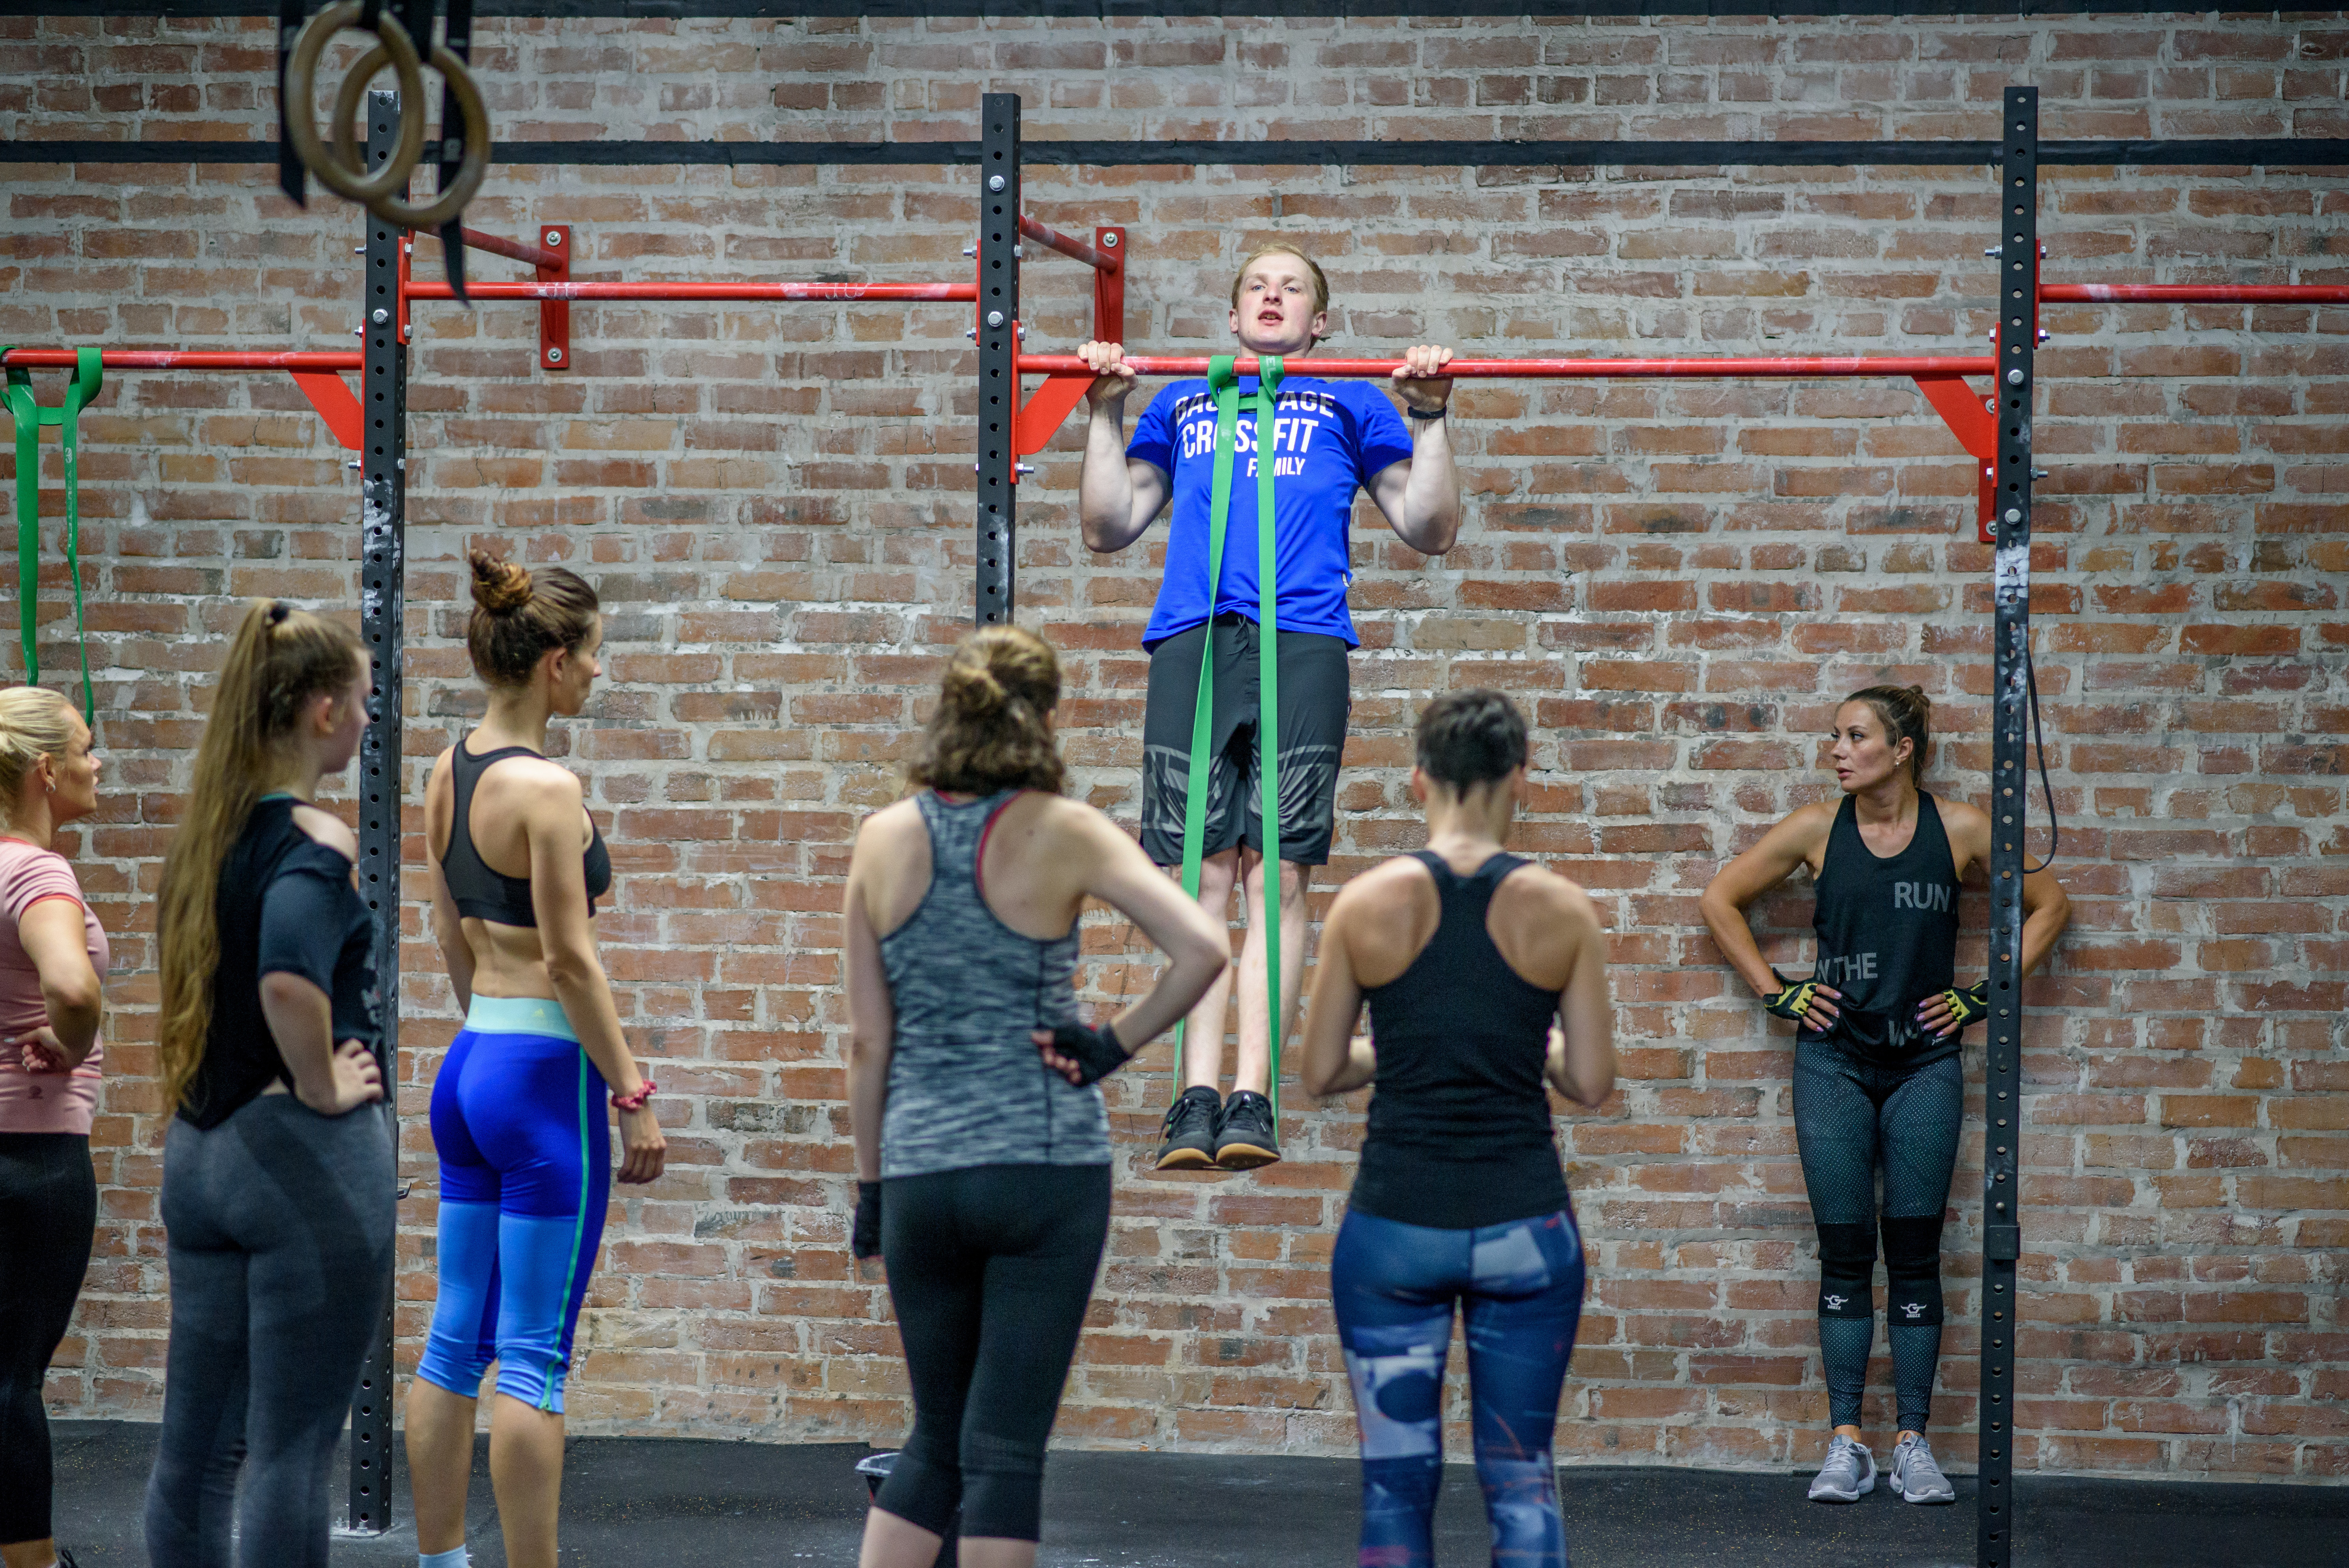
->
[1330,1206,1586,1568]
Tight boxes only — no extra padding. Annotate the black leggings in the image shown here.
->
[144,1097,397,1568]
[876,1163,1111,1543]
[0,1133,97,1546]
[1793,1039,1962,1433]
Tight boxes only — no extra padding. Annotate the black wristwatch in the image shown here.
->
[1406,403,1448,420]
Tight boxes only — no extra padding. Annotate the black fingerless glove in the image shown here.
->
[1045,1019,1129,1088]
[1763,970,1822,1023]
[1927,981,1990,1032]
[852,1180,882,1260]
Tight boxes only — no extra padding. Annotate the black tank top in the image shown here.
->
[440,736,612,927]
[1804,791,1961,1063]
[1352,850,1572,1231]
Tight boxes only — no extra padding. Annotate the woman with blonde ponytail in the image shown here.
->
[846,626,1226,1568]
[405,551,661,1568]
[0,686,109,1568]
[1701,684,2069,1509]
[143,602,394,1568]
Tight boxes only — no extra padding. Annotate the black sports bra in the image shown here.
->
[440,735,612,927]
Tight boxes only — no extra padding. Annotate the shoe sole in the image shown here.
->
[1897,1482,1955,1504]
[1214,1141,1280,1170]
[1155,1146,1218,1171]
[1807,1472,1875,1503]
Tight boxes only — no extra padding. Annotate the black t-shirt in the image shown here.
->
[178,797,380,1131]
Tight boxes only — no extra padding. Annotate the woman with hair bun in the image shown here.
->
[0,686,108,1568]
[144,602,393,1567]
[405,551,662,1568]
[1699,684,2070,1508]
[847,625,1226,1568]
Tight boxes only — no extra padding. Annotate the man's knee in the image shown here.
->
[1238,850,1311,903]
[1193,847,1240,898]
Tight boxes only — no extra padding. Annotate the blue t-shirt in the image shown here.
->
[1128,377,1413,648]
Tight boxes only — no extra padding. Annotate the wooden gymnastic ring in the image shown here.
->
[284,1,427,206]
[330,38,493,231]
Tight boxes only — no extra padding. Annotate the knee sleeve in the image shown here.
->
[1881,1214,1946,1328]
[1815,1222,1877,1320]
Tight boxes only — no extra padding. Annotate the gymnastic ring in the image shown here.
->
[330,38,492,230]
[283,1,428,206]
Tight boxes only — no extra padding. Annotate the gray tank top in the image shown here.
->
[877,790,1108,1178]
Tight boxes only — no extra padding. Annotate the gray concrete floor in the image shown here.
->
[46,1420,2345,1566]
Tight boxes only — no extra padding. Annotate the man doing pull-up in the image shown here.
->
[1075,244,1461,1171]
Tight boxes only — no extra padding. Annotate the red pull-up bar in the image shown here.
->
[405,279,978,303]
[2041,283,2349,304]
[1004,348,2006,533]
[0,350,362,371]
[0,348,364,450]
[408,223,568,273]
[1017,215,1119,273]
[1017,352,1996,379]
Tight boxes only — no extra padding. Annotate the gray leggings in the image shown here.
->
[144,1095,396,1568]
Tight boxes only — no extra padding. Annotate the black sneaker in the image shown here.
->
[1214,1089,1281,1170]
[1155,1086,1222,1171]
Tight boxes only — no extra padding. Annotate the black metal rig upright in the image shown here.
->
[974,92,1020,625]
[345,87,408,1537]
[1976,83,2039,1568]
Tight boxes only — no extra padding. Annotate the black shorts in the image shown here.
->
[1140,614,1349,869]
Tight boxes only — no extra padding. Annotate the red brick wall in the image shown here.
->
[4,12,2344,1480]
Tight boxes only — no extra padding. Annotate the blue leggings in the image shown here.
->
[416,997,610,1413]
[1331,1206,1586,1568]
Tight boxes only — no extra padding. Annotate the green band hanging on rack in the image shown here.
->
[1172,354,1286,1119]
[1,347,101,722]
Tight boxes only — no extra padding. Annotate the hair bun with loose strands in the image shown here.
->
[468,549,535,615]
[907,626,1066,798]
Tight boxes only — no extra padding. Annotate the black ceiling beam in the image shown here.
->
[5,137,2346,169]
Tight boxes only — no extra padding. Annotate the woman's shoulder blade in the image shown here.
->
[289,804,358,862]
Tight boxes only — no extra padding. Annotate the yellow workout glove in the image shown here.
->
[1763,970,1823,1023]
[1922,981,1991,1034]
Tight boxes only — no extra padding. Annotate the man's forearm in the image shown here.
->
[1078,405,1135,551]
[1397,418,1461,553]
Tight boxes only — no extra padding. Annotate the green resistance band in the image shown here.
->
[1172,354,1285,1120]
[0,348,101,723]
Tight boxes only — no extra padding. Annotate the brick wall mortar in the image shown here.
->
[3,13,2345,1480]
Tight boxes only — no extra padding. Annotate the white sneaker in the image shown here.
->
[1891,1433,1956,1503]
[1806,1434,1876,1502]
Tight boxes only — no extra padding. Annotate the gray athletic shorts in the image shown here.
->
[1139,614,1350,869]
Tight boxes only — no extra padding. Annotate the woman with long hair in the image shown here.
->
[405,551,664,1568]
[1700,685,2069,1505]
[849,625,1226,1568]
[0,688,108,1568]
[143,602,393,1567]
[1298,690,1615,1568]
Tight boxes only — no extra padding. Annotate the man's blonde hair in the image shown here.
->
[1229,245,1330,317]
